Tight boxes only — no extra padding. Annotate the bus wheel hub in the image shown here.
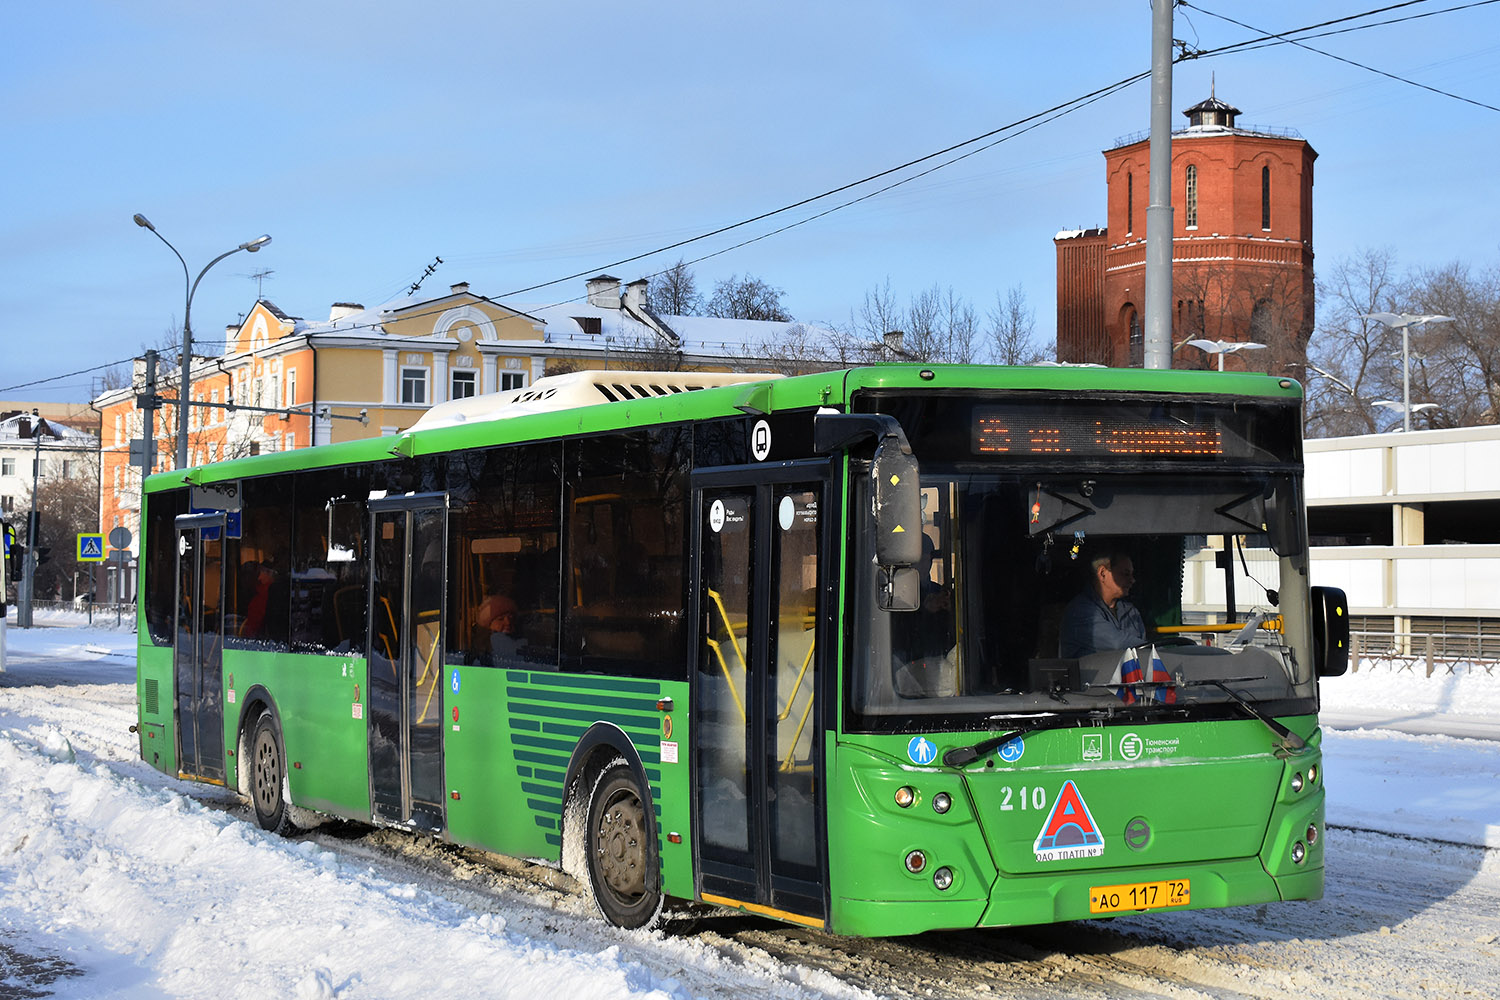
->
[597,795,645,896]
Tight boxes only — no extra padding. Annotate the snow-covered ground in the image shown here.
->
[2,612,1498,999]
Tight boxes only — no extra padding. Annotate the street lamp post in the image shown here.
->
[1360,312,1454,432]
[1182,338,1268,371]
[133,215,270,470]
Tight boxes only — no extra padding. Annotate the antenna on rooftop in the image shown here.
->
[239,268,275,298]
[408,256,445,296]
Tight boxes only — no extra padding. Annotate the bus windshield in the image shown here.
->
[850,470,1316,725]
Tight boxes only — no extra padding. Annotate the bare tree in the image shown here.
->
[646,259,703,316]
[1305,248,1402,437]
[843,280,987,363]
[706,274,791,322]
[1403,259,1500,427]
[990,285,1046,365]
[901,285,981,363]
[741,323,846,375]
[18,446,102,601]
[1169,257,1310,376]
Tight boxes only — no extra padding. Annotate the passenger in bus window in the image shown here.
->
[1059,550,1145,657]
[476,591,528,663]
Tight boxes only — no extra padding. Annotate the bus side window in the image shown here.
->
[444,442,562,670]
[289,466,369,655]
[562,429,689,679]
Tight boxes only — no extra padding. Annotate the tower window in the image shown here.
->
[1184,164,1198,229]
[1262,165,1271,231]
[1127,308,1143,367]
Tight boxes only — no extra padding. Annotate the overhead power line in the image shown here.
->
[2,359,138,395]
[1185,0,1500,113]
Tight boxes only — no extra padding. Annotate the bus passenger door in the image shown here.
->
[694,474,827,927]
[174,513,226,784]
[367,496,448,832]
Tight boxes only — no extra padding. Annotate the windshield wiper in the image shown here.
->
[1175,676,1308,754]
[942,710,1112,767]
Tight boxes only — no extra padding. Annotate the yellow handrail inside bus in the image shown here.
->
[704,638,746,721]
[777,639,816,723]
[378,596,398,668]
[1160,617,1283,634]
[780,694,815,773]
[705,588,750,720]
[414,626,441,724]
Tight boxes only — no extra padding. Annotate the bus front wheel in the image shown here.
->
[249,711,293,835]
[585,760,664,929]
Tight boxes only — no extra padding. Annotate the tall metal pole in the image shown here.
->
[1399,323,1411,432]
[132,215,269,471]
[19,411,41,627]
[1143,0,1175,370]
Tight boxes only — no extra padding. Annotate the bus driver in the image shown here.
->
[1060,550,1146,657]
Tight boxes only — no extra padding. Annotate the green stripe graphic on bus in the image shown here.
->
[505,670,663,847]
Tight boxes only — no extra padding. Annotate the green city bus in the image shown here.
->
[134,363,1348,935]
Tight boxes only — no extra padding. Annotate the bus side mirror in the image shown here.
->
[813,411,924,611]
[1310,585,1349,676]
[871,440,922,569]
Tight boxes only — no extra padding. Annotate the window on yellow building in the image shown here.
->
[402,367,428,405]
[451,370,477,399]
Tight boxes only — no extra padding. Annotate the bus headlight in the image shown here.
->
[904,850,927,874]
[1308,764,1318,785]
[1291,841,1306,865]
[932,792,952,814]
[1290,772,1304,793]
[932,867,954,891]
[894,786,915,808]
[1306,823,1319,846]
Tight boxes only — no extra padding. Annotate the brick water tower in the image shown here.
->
[1056,92,1316,372]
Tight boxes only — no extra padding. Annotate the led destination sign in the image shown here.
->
[973,409,1226,458]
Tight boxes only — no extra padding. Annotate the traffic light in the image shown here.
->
[9,543,24,582]
[35,546,51,567]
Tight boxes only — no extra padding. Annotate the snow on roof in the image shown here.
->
[281,284,833,358]
[0,413,96,443]
[514,300,827,354]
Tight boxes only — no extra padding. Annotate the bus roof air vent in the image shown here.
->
[409,369,783,431]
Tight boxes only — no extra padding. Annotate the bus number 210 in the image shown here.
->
[1000,786,1047,811]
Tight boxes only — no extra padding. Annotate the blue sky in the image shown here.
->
[4,1,1498,402]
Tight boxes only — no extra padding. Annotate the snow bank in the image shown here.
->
[0,719,698,999]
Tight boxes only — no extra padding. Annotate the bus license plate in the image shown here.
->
[1089,878,1190,914]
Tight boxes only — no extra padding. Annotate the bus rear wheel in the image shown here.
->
[586,761,663,929]
[249,711,293,835]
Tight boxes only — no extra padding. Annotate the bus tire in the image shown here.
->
[585,759,664,929]
[248,710,294,836]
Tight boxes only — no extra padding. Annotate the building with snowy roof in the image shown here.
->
[93,275,830,557]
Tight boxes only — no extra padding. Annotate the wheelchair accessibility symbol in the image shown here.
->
[450,669,462,694]
[998,737,1025,763]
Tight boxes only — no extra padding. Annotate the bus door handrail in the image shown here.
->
[776,638,816,723]
[705,587,748,721]
[414,623,442,724]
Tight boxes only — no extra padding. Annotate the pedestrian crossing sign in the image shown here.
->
[77,533,106,562]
